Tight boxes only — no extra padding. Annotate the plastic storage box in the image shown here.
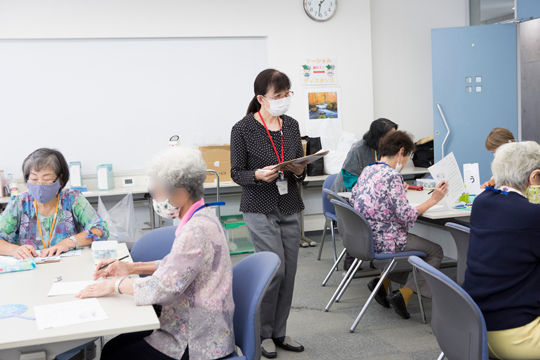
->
[416,178,438,190]
[92,240,118,261]
[221,215,254,255]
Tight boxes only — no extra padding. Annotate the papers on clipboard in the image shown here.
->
[34,298,108,330]
[428,152,467,208]
[272,150,329,170]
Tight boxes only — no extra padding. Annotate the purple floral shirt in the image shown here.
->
[133,207,235,360]
[349,163,418,253]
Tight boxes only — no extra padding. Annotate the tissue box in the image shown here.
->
[91,241,118,261]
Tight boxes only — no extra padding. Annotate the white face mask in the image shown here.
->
[264,96,291,116]
[395,152,403,173]
[152,198,181,219]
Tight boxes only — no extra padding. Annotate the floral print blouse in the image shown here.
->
[349,163,418,254]
[0,189,109,249]
[133,207,235,360]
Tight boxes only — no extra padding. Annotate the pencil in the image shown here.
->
[428,182,446,195]
[98,255,129,270]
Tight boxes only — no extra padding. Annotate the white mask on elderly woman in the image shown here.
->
[153,198,181,219]
[395,152,404,173]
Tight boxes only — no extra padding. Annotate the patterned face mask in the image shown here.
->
[152,198,181,219]
[526,186,540,204]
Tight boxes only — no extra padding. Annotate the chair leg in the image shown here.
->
[336,260,363,302]
[325,258,358,312]
[437,352,445,360]
[322,248,347,286]
[412,266,426,324]
[317,218,329,260]
[350,259,396,333]
[330,219,338,267]
[100,336,105,351]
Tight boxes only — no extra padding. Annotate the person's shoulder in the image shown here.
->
[282,114,299,128]
[233,113,255,129]
[7,192,31,208]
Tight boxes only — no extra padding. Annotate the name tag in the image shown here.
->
[277,179,288,195]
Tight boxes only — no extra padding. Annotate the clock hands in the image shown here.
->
[318,0,325,17]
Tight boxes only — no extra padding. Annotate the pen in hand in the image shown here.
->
[428,182,446,195]
[98,255,129,270]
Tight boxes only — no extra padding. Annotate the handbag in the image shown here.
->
[301,136,324,176]
[413,136,434,168]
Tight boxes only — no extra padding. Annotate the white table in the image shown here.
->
[0,243,160,360]
[339,190,471,221]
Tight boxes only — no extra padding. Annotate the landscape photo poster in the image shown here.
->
[304,87,342,137]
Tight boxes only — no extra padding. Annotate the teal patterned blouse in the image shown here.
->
[0,189,109,249]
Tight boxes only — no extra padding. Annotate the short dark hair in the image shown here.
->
[22,148,70,190]
[363,118,399,150]
[246,69,291,115]
[379,131,416,158]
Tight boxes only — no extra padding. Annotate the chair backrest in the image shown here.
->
[445,223,470,286]
[408,256,488,360]
[232,252,280,360]
[321,174,339,216]
[130,226,177,263]
[331,200,374,261]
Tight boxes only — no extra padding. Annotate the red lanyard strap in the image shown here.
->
[259,111,284,164]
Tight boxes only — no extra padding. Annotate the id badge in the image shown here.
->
[277,172,288,195]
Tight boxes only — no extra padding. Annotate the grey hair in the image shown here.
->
[492,141,540,192]
[146,147,207,201]
[22,148,70,190]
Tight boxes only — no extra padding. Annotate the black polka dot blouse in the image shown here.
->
[230,113,306,215]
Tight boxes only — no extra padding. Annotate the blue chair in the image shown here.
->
[130,226,177,263]
[445,223,470,286]
[317,173,339,263]
[221,252,281,360]
[326,200,427,332]
[408,256,490,360]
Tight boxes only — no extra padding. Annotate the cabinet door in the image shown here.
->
[432,24,517,182]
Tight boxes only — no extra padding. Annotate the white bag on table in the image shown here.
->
[97,193,143,250]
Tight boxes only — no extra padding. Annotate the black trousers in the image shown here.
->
[101,331,188,360]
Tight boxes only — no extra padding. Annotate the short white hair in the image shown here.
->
[147,147,207,201]
[492,141,540,191]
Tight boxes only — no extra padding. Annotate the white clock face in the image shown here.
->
[304,0,336,22]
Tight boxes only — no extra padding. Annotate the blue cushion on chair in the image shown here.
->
[373,251,427,260]
[324,212,338,221]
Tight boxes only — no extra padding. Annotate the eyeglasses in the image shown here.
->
[28,177,58,186]
[264,91,294,101]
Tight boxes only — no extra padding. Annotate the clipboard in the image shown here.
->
[272,150,329,170]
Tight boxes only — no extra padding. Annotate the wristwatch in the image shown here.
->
[115,277,126,294]
[69,236,79,249]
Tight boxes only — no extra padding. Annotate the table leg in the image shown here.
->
[148,194,155,230]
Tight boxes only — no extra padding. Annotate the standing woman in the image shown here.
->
[231,69,307,359]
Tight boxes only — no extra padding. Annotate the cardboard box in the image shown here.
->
[199,145,232,184]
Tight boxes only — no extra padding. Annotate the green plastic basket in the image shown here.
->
[220,214,254,255]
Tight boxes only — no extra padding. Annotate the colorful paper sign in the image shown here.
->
[301,57,337,85]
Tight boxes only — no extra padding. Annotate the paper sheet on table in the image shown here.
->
[36,249,81,258]
[410,203,444,211]
[34,256,61,264]
[428,152,467,208]
[34,298,107,330]
[48,280,103,296]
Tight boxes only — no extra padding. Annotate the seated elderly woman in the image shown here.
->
[0,148,108,259]
[349,131,448,319]
[77,147,235,360]
[463,141,540,360]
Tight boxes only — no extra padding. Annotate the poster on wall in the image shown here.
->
[304,87,342,137]
[301,57,337,85]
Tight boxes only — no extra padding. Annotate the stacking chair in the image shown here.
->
[408,256,491,360]
[444,223,470,286]
[326,200,427,333]
[317,174,339,263]
[320,189,351,285]
[221,252,281,360]
[131,226,177,263]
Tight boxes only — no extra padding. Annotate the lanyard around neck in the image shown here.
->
[369,161,391,168]
[258,111,284,164]
[189,201,226,221]
[34,195,60,249]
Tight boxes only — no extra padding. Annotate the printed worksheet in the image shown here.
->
[47,280,103,297]
[36,249,81,258]
[34,298,107,330]
[428,152,467,208]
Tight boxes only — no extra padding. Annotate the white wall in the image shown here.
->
[0,0,374,140]
[370,0,468,141]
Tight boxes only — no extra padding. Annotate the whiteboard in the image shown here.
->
[0,37,268,178]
